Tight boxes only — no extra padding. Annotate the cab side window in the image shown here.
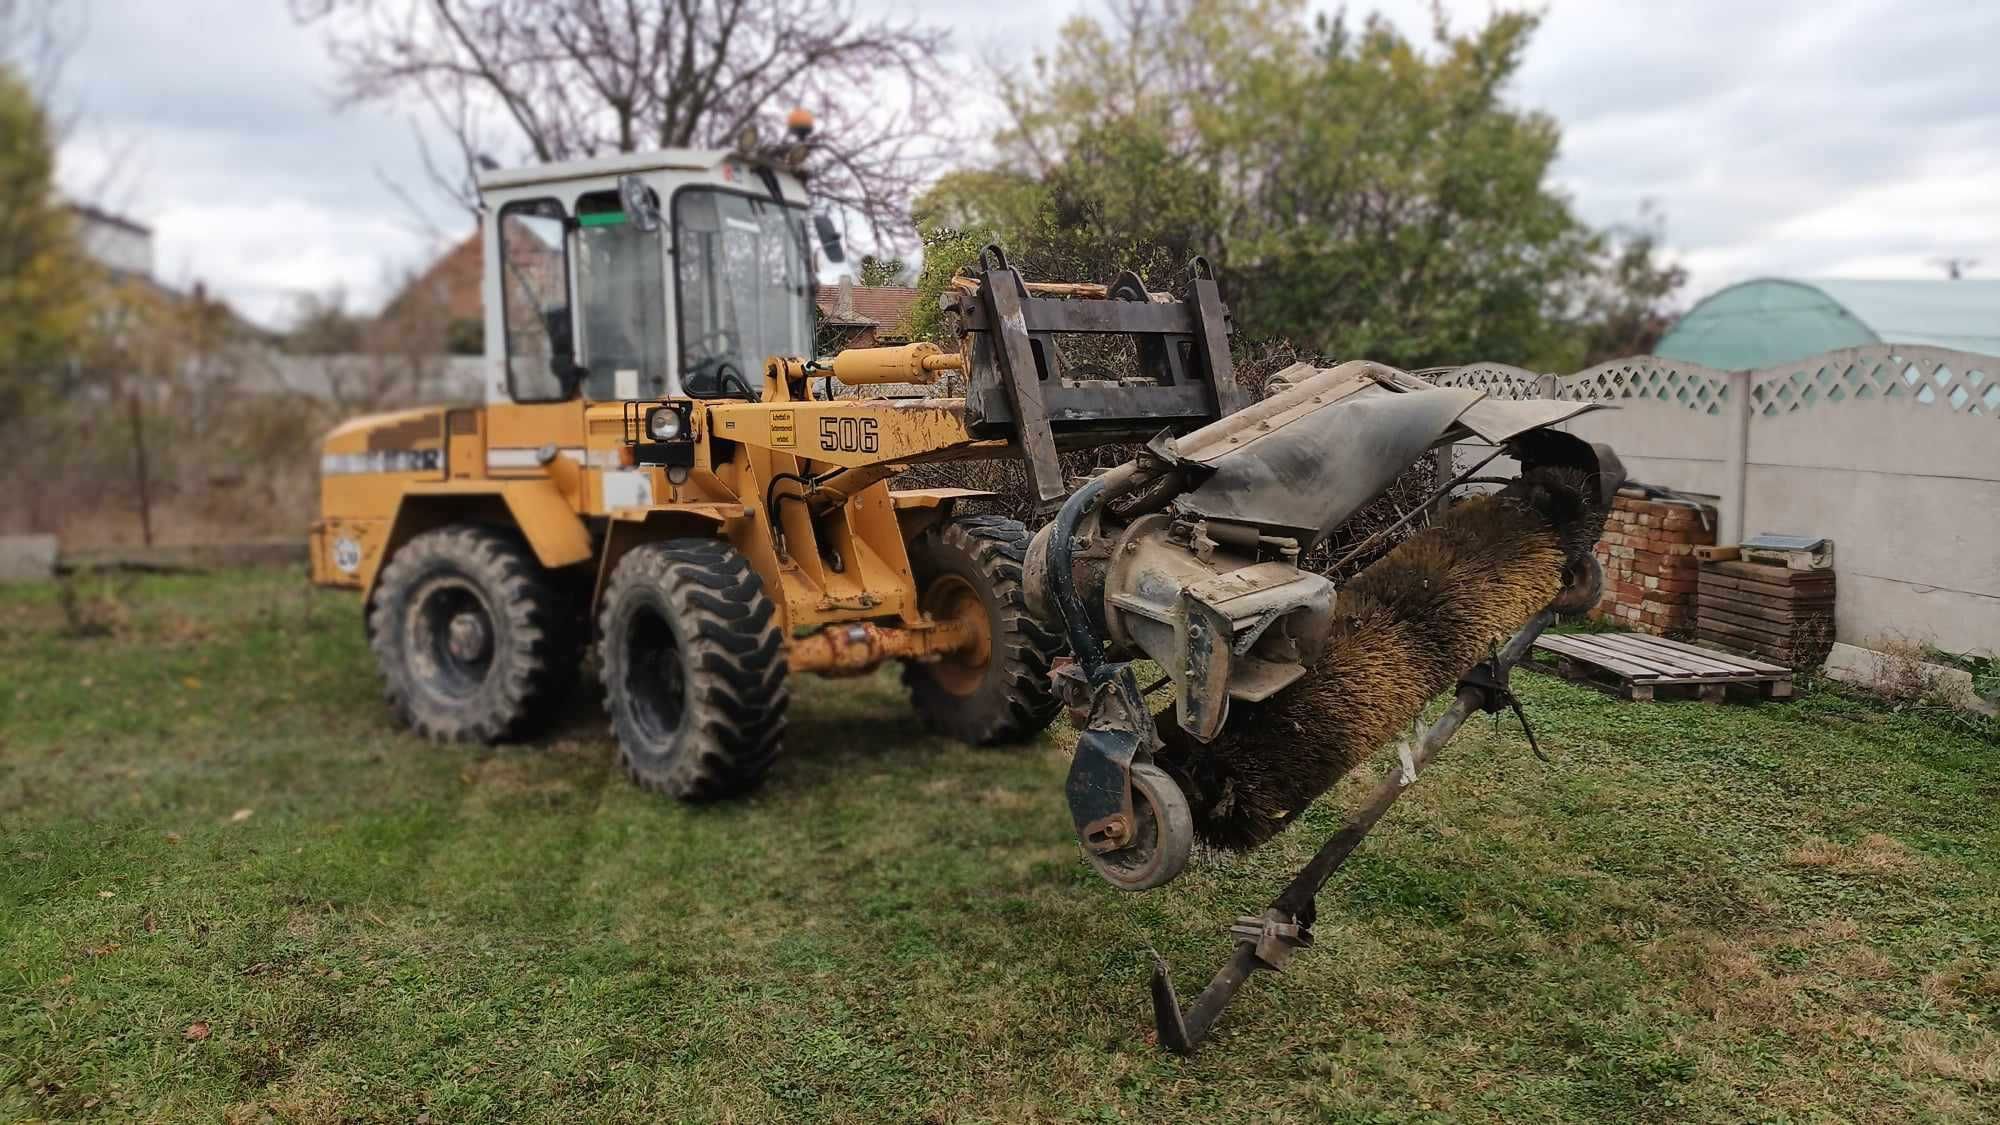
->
[498,198,573,402]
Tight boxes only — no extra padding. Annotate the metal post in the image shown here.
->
[1720,369,1752,546]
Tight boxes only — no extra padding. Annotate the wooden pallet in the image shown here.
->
[1529,630,1794,702]
[1697,559,1835,669]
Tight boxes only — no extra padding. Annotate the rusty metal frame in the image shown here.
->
[947,247,1246,513]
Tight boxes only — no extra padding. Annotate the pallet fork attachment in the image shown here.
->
[948,247,1246,514]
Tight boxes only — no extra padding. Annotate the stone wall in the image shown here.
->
[1593,493,1716,636]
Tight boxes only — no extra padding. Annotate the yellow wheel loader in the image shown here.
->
[312,134,1623,1051]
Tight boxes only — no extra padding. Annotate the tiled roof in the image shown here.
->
[816,285,920,330]
[383,233,483,323]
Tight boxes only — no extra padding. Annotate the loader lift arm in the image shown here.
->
[721,247,1249,516]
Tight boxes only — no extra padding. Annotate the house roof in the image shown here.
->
[68,202,152,237]
[380,232,482,324]
[1657,278,2000,369]
[816,284,920,331]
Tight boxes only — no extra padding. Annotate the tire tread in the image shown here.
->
[903,515,1062,745]
[366,524,578,744]
[597,538,788,800]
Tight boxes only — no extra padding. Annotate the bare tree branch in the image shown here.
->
[292,0,951,247]
[0,0,86,109]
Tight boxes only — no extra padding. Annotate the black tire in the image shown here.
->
[596,538,788,800]
[902,515,1062,745]
[367,524,578,743]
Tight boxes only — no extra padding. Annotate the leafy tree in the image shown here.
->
[856,254,910,287]
[1569,204,1689,367]
[0,64,91,415]
[917,0,1680,371]
[285,287,366,356]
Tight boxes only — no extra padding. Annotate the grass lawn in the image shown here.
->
[3,568,1997,1122]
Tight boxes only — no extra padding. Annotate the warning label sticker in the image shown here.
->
[770,410,796,448]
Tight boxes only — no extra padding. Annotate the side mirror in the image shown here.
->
[618,174,661,234]
[814,213,845,264]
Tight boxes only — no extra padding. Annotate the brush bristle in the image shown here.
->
[1154,469,1602,851]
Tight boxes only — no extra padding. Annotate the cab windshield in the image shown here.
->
[673,189,812,397]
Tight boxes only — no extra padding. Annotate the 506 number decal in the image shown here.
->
[819,416,879,454]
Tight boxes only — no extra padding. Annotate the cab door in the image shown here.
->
[488,196,588,501]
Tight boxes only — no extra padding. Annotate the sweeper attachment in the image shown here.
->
[1023,360,1623,1052]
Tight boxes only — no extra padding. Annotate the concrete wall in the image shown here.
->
[253,354,487,402]
[1436,346,2000,657]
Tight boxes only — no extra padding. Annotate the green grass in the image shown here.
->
[3,569,1997,1122]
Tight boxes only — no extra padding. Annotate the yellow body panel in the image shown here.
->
[312,358,998,657]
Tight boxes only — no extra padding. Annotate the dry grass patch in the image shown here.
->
[1899,1028,2000,1088]
[1676,935,1812,1033]
[1826,944,1898,981]
[1786,832,1920,874]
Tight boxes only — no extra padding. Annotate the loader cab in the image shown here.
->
[477,150,817,405]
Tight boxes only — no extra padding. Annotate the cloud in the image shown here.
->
[1413,0,2000,289]
[54,0,465,327]
[50,0,2000,332]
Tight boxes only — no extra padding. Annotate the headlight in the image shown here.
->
[647,408,684,441]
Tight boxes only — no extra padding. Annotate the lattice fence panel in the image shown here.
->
[1750,347,1997,420]
[1557,359,1731,414]
[1428,363,1546,400]
[1432,356,1732,413]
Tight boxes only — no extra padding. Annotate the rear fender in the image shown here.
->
[369,480,594,596]
[889,487,996,541]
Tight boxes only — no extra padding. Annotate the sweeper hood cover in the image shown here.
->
[1159,362,1602,548]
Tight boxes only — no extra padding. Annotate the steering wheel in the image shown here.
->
[696,328,738,364]
[685,358,754,400]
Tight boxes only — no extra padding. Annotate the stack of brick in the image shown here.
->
[1592,490,1716,636]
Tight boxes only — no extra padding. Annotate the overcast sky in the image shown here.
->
[46,0,2000,328]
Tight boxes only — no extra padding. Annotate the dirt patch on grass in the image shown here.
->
[977,785,1031,809]
[460,756,581,800]
[284,910,320,939]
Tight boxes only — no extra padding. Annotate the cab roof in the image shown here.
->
[475,148,733,190]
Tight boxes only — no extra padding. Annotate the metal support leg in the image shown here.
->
[1150,607,1560,1054]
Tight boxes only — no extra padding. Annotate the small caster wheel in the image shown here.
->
[1550,553,1604,617]
[1082,762,1194,891]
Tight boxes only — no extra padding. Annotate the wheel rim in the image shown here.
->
[922,573,992,696]
[623,601,689,744]
[407,576,495,699]
[1085,764,1194,891]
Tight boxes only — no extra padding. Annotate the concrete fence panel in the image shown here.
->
[1433,346,2000,657]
